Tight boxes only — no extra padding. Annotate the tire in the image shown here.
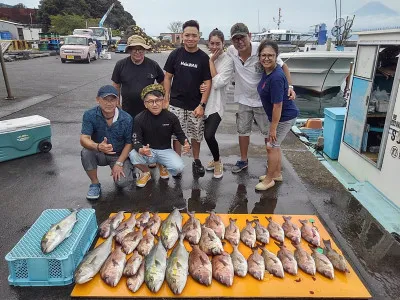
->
[38,140,52,153]
[61,58,66,63]
[86,54,91,64]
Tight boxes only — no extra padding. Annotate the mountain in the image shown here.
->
[354,1,399,17]
[0,3,14,8]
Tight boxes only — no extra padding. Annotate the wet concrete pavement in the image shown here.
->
[0,53,399,299]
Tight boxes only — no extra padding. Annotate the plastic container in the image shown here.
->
[5,209,98,286]
[0,115,52,162]
[323,107,346,159]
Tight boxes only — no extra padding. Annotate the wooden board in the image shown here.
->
[71,214,371,298]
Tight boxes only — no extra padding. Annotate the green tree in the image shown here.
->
[50,14,86,35]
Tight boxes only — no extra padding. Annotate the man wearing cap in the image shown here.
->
[163,20,212,177]
[80,85,134,200]
[129,84,190,187]
[111,35,164,119]
[227,23,296,173]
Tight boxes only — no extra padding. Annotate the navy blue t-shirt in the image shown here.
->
[257,65,299,122]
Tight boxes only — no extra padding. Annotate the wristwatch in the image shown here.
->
[115,161,123,167]
[199,102,206,108]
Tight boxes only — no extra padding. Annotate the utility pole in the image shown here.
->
[258,10,260,33]
[0,43,15,100]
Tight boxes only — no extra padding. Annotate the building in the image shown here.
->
[0,20,41,41]
[160,32,182,45]
[0,7,38,24]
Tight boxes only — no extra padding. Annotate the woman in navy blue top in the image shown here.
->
[255,40,299,191]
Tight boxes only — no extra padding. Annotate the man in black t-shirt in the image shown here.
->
[111,35,164,119]
[164,20,212,177]
[129,84,190,187]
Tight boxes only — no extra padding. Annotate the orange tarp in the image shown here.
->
[71,213,371,298]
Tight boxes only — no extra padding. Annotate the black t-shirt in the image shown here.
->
[111,57,164,118]
[164,47,211,111]
[132,110,187,151]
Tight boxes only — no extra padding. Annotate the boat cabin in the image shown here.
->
[339,29,400,206]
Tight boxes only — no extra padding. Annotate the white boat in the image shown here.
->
[279,50,355,93]
[252,29,312,53]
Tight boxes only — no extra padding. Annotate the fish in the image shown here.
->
[276,242,298,275]
[123,250,143,277]
[254,219,270,244]
[99,211,126,238]
[166,232,189,295]
[230,245,248,277]
[145,238,167,293]
[115,212,137,244]
[225,218,240,246]
[188,244,212,286]
[137,230,155,256]
[260,247,285,278]
[292,242,316,275]
[121,227,144,255]
[240,220,256,248]
[323,239,349,273]
[199,224,223,255]
[74,226,118,284]
[247,248,265,280]
[100,245,126,287]
[204,210,225,239]
[299,219,320,247]
[160,208,182,250]
[282,216,301,244]
[182,211,201,245]
[212,251,234,287]
[147,212,162,236]
[126,261,145,293]
[266,217,284,243]
[310,246,335,279]
[136,211,150,228]
[41,209,78,254]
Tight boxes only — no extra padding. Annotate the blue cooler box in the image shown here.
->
[323,107,346,159]
[0,115,52,162]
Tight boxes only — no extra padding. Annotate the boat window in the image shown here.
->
[362,45,400,166]
[354,45,378,79]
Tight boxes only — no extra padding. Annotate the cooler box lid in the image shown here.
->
[324,107,347,121]
[0,115,50,134]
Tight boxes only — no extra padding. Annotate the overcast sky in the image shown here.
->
[6,0,400,37]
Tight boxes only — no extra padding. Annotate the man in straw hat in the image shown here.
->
[129,84,190,187]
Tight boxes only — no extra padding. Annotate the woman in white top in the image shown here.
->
[203,28,234,178]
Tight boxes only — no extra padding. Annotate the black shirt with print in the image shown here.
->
[164,47,211,111]
[132,110,187,151]
[112,56,164,118]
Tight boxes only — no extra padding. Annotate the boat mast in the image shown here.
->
[273,8,283,29]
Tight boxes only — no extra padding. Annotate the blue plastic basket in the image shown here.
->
[5,209,98,286]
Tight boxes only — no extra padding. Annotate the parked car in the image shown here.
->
[60,35,97,63]
[115,40,127,53]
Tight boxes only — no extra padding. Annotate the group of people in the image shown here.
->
[80,20,299,200]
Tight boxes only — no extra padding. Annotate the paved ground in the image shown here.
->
[0,52,399,299]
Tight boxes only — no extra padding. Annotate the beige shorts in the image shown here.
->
[236,103,269,137]
[169,105,204,142]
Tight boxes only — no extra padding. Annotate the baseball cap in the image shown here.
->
[230,23,250,38]
[97,85,118,98]
[141,84,165,100]
[126,35,151,51]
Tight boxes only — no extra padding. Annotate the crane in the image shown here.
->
[99,2,116,28]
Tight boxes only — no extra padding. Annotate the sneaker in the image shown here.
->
[206,160,215,171]
[158,164,169,179]
[148,163,157,168]
[172,172,182,179]
[192,159,205,177]
[213,161,223,179]
[136,172,151,187]
[232,160,248,173]
[86,183,101,200]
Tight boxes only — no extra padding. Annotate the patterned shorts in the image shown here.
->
[169,105,204,142]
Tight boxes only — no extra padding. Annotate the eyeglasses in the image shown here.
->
[232,35,247,44]
[131,48,145,53]
[144,98,163,105]
[260,53,276,60]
